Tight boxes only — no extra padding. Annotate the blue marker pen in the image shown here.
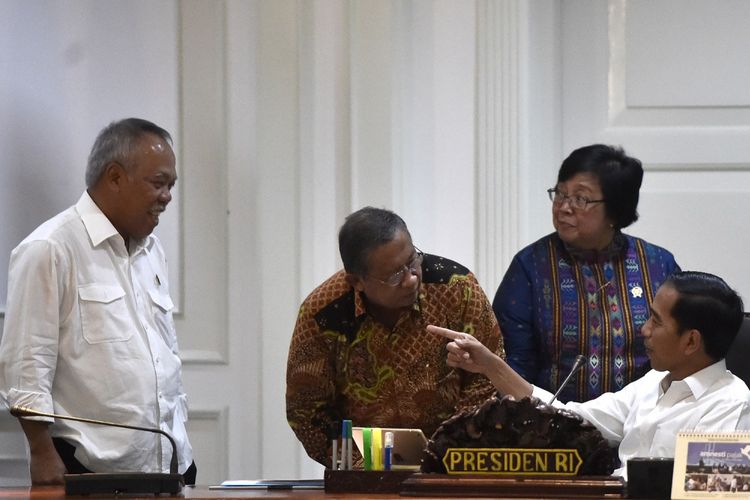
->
[384,431,393,471]
[341,419,352,470]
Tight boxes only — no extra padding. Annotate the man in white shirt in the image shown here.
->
[429,271,750,477]
[0,118,194,485]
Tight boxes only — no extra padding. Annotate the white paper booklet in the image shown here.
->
[671,431,750,499]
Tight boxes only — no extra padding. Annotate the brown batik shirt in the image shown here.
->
[285,253,505,466]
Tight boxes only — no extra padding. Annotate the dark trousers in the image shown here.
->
[52,438,197,485]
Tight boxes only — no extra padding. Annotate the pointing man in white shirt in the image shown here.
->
[430,270,750,477]
[0,118,194,485]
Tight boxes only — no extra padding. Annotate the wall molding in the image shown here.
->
[176,0,230,362]
[475,0,523,293]
[186,407,229,483]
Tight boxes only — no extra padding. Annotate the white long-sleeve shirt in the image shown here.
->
[0,191,192,474]
[533,360,750,477]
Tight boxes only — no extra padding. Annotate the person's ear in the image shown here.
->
[682,328,703,356]
[102,162,127,191]
[345,272,365,292]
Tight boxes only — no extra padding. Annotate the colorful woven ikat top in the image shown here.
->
[492,232,679,403]
[286,254,504,466]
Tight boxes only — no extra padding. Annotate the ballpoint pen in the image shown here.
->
[384,431,394,471]
[329,422,339,470]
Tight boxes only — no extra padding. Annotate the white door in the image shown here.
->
[557,0,750,299]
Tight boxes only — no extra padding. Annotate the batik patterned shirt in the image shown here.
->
[286,253,504,466]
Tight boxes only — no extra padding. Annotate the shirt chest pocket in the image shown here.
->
[78,284,134,343]
[147,288,177,347]
[148,288,174,312]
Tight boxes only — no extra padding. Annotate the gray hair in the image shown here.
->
[338,207,410,276]
[85,118,173,188]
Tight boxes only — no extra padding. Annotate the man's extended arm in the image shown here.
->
[428,325,532,400]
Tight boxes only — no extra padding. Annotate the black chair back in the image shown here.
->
[725,313,750,387]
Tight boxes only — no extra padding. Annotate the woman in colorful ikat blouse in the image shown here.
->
[493,144,680,402]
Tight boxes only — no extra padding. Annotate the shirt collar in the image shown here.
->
[560,231,627,264]
[76,191,120,247]
[659,359,728,399]
[354,289,367,318]
[352,286,424,320]
[75,191,151,252]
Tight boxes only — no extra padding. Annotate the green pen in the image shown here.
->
[363,427,373,471]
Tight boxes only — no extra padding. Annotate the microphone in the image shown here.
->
[10,405,183,495]
[548,355,587,405]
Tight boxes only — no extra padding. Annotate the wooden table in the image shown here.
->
[0,486,398,499]
[0,471,628,499]
[0,479,628,500]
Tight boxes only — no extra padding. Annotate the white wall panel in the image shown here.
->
[178,0,229,363]
[396,0,477,270]
[632,170,750,296]
[185,408,228,485]
[349,0,396,209]
[224,0,262,480]
[476,0,523,295]
[564,0,750,158]
[625,1,750,108]
[298,0,351,291]
[520,0,563,255]
[561,0,750,300]
[255,0,304,479]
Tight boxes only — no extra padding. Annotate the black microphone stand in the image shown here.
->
[548,355,587,405]
[11,405,184,495]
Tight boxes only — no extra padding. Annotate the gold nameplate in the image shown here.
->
[442,448,582,476]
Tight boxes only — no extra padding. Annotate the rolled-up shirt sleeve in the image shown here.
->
[0,239,68,421]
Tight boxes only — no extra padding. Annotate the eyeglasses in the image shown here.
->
[369,248,424,287]
[547,188,605,210]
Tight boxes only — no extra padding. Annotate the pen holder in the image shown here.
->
[324,469,415,493]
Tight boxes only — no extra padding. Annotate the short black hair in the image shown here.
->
[558,144,643,229]
[86,118,173,188]
[665,271,744,361]
[338,207,410,276]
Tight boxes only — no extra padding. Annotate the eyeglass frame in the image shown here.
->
[367,247,424,287]
[547,187,606,211]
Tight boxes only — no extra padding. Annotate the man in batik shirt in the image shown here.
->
[286,207,504,466]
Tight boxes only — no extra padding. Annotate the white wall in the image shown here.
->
[1,0,748,485]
